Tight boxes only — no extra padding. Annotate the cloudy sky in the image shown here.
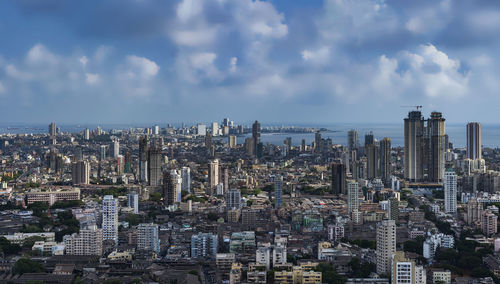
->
[0,0,499,124]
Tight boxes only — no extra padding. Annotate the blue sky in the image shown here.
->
[0,0,499,124]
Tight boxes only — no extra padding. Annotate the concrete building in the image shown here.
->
[191,233,217,258]
[63,225,102,255]
[102,195,119,244]
[72,160,90,185]
[377,220,396,275]
[347,180,359,213]
[444,170,457,214]
[137,223,160,254]
[482,210,498,236]
[127,192,139,214]
[25,188,81,206]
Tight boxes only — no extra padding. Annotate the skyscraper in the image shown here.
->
[331,163,346,195]
[366,142,379,179]
[347,180,359,213]
[137,223,160,253]
[148,146,162,186]
[212,122,219,136]
[162,172,175,206]
[139,136,149,182]
[376,219,396,275]
[226,188,241,211]
[466,122,482,160]
[102,195,119,244]
[379,137,392,182]
[127,192,139,214]
[274,175,283,208]
[110,140,120,158]
[72,160,90,185]
[209,159,220,189]
[428,112,446,182]
[444,170,457,214]
[228,135,237,148]
[49,122,57,136]
[99,145,107,161]
[388,198,399,222]
[171,169,182,202]
[404,111,424,182]
[252,120,261,157]
[181,167,191,193]
[347,129,359,151]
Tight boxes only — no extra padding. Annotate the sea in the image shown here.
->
[2,122,500,148]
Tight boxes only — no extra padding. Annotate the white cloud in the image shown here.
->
[301,47,331,65]
[125,55,159,79]
[229,57,237,73]
[79,56,88,68]
[0,81,5,94]
[85,73,99,85]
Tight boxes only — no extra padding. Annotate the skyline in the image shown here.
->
[1,0,500,123]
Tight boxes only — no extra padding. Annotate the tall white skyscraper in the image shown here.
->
[212,122,219,136]
[127,192,139,214]
[137,223,160,254]
[111,141,120,158]
[181,167,191,193]
[197,124,207,136]
[102,195,119,244]
[209,159,220,189]
[170,170,182,202]
[377,219,396,275]
[444,170,457,214]
[466,122,482,160]
[153,125,159,135]
[347,180,359,213]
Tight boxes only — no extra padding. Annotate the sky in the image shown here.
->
[0,0,499,125]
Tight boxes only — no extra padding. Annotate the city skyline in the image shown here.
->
[1,1,500,123]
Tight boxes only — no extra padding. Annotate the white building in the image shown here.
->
[444,170,457,213]
[377,220,396,275]
[127,192,139,214]
[63,225,103,255]
[256,246,271,270]
[137,223,160,254]
[327,224,345,242]
[197,124,207,136]
[181,167,191,193]
[102,195,118,244]
[423,233,455,262]
[347,180,359,213]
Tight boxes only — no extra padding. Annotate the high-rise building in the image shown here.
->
[467,198,483,226]
[209,159,220,189]
[467,122,482,160]
[148,146,162,186]
[197,124,207,136]
[347,180,359,213]
[139,136,149,182]
[314,132,323,153]
[116,155,125,174]
[72,160,90,185]
[84,128,90,140]
[482,210,498,236]
[347,129,359,151]
[49,122,57,136]
[380,138,392,182]
[366,142,379,179]
[404,111,425,182]
[428,112,446,182]
[99,145,107,161]
[137,223,160,253]
[228,135,237,148]
[63,225,102,255]
[252,120,261,156]
[127,192,139,214]
[170,170,182,202]
[191,233,217,258]
[162,172,175,206]
[153,125,159,135]
[181,167,191,193]
[388,198,399,222]
[376,219,396,275]
[110,141,120,158]
[212,122,219,136]
[102,195,119,244]
[444,170,457,214]
[274,175,283,208]
[391,251,426,284]
[226,188,241,211]
[331,163,346,195]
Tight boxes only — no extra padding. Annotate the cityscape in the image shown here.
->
[2,1,500,284]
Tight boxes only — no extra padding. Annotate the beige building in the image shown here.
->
[392,251,426,284]
[63,225,102,256]
[25,188,80,205]
[377,220,396,275]
[432,269,451,284]
[274,265,322,284]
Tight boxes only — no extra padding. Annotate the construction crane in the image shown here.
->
[401,105,422,111]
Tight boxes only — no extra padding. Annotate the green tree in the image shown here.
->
[12,258,44,275]
[314,263,346,284]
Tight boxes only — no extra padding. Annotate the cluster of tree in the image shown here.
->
[54,210,79,242]
[12,258,44,275]
[300,186,330,195]
[100,186,127,197]
[348,258,376,278]
[314,262,346,284]
[240,188,262,197]
[50,200,84,209]
[0,237,21,255]
[434,235,496,279]
[341,238,376,250]
[420,205,454,235]
[402,236,426,255]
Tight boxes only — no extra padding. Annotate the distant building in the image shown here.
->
[444,170,457,213]
[347,180,359,213]
[63,225,102,256]
[391,251,426,284]
[376,220,396,275]
[226,189,241,211]
[467,122,482,160]
[72,160,90,185]
[181,167,191,193]
[482,210,498,236]
[331,163,346,195]
[191,233,217,258]
[102,195,119,244]
[137,223,160,254]
[127,192,139,214]
[274,175,283,208]
[110,140,120,158]
[25,189,80,206]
